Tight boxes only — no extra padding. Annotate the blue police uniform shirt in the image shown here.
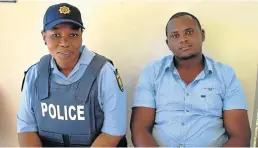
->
[17,46,127,136]
[133,55,247,147]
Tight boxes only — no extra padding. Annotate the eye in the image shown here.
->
[186,30,193,35]
[51,34,60,37]
[172,34,179,39]
[70,34,79,37]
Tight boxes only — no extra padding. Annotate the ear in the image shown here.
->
[41,30,47,45]
[201,29,205,41]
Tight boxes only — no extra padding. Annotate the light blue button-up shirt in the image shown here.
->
[17,46,127,136]
[133,55,247,147]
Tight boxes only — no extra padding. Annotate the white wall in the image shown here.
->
[0,0,257,146]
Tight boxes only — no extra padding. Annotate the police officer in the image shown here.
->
[17,3,127,147]
[130,12,251,147]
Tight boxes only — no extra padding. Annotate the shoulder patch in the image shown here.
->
[114,69,124,92]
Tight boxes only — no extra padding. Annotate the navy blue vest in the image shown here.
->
[22,54,127,147]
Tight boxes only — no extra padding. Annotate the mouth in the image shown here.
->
[180,44,192,51]
[57,51,72,56]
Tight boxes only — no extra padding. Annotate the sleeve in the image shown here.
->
[222,66,247,111]
[97,63,127,136]
[133,63,156,108]
[17,65,38,133]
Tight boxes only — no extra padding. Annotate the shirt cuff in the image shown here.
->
[101,126,126,136]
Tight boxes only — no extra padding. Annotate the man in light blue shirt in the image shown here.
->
[17,3,127,147]
[130,12,251,147]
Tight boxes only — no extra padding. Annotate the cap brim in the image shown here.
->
[44,19,85,31]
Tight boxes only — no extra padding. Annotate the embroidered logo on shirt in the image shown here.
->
[204,87,215,91]
[202,87,221,97]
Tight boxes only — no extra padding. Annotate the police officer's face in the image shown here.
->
[166,15,205,60]
[42,23,82,66]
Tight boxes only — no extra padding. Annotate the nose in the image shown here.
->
[59,37,69,47]
[179,34,188,44]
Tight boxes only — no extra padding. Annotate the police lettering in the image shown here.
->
[41,103,85,120]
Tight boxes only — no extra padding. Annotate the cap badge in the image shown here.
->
[59,6,71,14]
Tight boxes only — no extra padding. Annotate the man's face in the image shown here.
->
[42,23,82,66]
[166,15,205,60]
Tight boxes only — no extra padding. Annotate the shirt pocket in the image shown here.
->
[198,84,223,116]
[39,130,64,146]
[39,130,97,146]
[69,134,96,146]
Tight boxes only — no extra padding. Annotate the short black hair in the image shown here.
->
[165,12,202,37]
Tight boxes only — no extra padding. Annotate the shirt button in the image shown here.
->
[181,122,185,126]
[186,110,189,112]
[186,93,189,96]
